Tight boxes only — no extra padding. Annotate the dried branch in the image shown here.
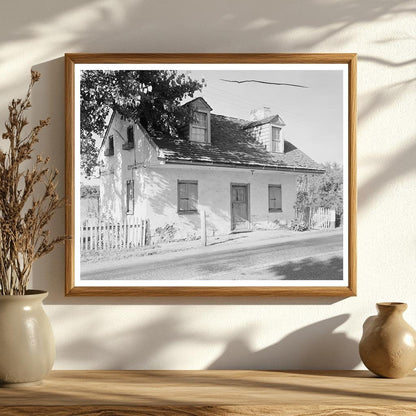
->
[0,71,67,295]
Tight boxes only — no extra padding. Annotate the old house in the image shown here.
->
[97,97,324,241]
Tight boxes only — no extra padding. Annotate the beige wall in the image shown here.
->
[1,0,415,370]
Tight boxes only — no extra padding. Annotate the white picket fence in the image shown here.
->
[81,218,147,251]
[310,208,336,229]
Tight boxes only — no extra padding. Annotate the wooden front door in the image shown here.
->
[231,184,250,231]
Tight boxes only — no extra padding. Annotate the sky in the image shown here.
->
[182,68,345,165]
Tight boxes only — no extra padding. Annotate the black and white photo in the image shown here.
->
[65,54,356,296]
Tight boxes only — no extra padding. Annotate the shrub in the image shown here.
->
[289,219,309,232]
[154,224,177,243]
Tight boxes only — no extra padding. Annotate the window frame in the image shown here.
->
[271,125,282,153]
[127,125,134,144]
[190,110,210,143]
[268,184,282,212]
[104,135,114,156]
[122,125,135,150]
[126,179,134,215]
[177,180,199,214]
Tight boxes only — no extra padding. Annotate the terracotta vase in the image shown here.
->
[0,290,55,387]
[359,302,416,378]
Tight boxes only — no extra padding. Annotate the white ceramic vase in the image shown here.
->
[0,290,55,387]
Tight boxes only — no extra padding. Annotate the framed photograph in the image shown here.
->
[65,53,356,296]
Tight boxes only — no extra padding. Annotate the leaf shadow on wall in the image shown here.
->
[208,314,360,370]
[358,138,416,210]
[0,0,413,105]
[53,309,224,370]
[52,309,359,370]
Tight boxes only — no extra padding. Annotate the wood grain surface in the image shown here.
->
[1,370,415,415]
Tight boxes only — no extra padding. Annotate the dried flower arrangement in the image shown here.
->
[0,71,65,295]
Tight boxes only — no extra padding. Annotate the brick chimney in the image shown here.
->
[249,107,271,121]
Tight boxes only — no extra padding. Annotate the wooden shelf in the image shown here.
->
[1,370,415,415]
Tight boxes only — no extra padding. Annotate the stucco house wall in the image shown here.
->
[136,164,298,239]
[97,111,159,223]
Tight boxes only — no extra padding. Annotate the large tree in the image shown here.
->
[80,70,204,176]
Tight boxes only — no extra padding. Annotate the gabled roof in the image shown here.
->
[244,114,286,129]
[151,114,324,173]
[182,97,213,111]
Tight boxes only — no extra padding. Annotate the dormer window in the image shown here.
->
[104,135,114,156]
[122,125,134,150]
[191,111,208,143]
[183,97,213,144]
[271,126,282,153]
[244,112,285,153]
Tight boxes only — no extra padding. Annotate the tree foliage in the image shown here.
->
[295,162,343,216]
[80,70,204,176]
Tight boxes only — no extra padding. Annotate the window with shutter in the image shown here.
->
[178,181,198,213]
[127,126,134,144]
[123,126,135,150]
[126,180,134,214]
[268,185,282,212]
[104,135,114,156]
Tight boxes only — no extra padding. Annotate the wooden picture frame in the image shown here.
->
[65,53,356,296]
